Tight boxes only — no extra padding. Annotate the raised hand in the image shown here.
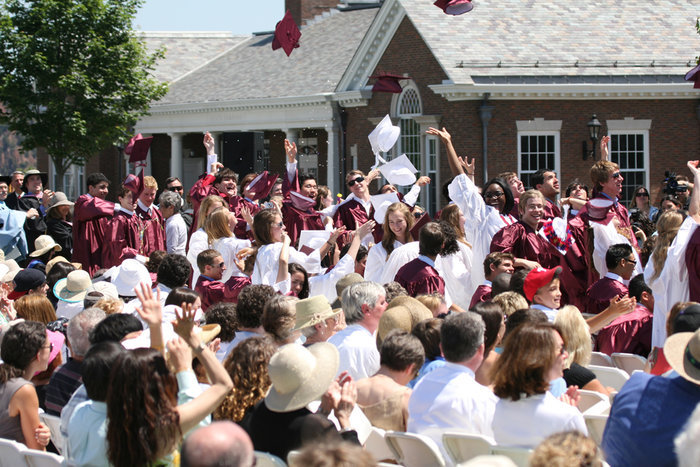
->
[133,282,162,327]
[173,302,197,341]
[600,135,611,161]
[241,206,254,226]
[284,139,297,164]
[166,336,193,373]
[687,160,700,178]
[415,176,431,187]
[366,168,380,183]
[329,226,346,244]
[608,294,636,318]
[203,131,215,155]
[426,127,451,144]
[355,220,375,240]
[459,156,476,176]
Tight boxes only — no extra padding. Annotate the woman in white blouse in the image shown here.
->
[251,208,339,291]
[364,202,415,283]
[490,322,586,448]
[187,195,226,285]
[439,204,475,309]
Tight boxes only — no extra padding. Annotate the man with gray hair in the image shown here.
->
[407,312,497,454]
[181,421,254,467]
[328,280,388,380]
[45,307,106,415]
[159,190,187,256]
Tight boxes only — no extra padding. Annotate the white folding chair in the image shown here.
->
[39,413,64,454]
[364,427,396,463]
[588,365,630,392]
[584,413,609,446]
[577,389,611,415]
[442,432,496,465]
[590,351,614,367]
[24,449,64,467]
[385,431,446,467]
[0,438,28,467]
[254,451,286,467]
[490,446,533,467]
[611,353,647,376]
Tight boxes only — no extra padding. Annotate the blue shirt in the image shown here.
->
[602,372,700,467]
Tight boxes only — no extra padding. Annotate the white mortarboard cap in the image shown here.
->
[370,192,401,223]
[378,154,417,186]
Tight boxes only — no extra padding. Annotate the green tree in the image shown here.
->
[0,0,167,190]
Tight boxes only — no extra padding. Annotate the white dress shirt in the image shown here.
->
[492,391,587,448]
[165,212,188,256]
[407,362,497,456]
[328,324,379,380]
[364,240,401,283]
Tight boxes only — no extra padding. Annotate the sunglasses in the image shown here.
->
[611,172,623,179]
[169,186,184,192]
[484,191,505,199]
[636,192,649,197]
[347,176,365,187]
[273,221,284,228]
[44,343,53,353]
[217,262,225,268]
[625,257,637,265]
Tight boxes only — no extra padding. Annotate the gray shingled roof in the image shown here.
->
[142,32,249,83]
[400,0,700,83]
[155,7,378,106]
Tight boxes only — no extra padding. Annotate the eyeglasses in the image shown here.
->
[217,262,225,268]
[484,191,505,199]
[347,176,365,187]
[636,192,649,197]
[169,185,184,192]
[273,221,284,228]
[44,343,53,353]
[611,172,623,179]
[625,257,637,265]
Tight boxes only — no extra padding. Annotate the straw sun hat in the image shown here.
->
[664,328,700,385]
[265,342,339,413]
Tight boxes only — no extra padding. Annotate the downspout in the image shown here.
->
[478,93,494,182]
[339,106,348,190]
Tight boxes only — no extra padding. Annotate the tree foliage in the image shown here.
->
[0,0,167,185]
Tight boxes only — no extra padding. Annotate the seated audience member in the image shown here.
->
[586,243,636,315]
[225,285,276,358]
[530,431,604,467]
[204,302,238,361]
[383,281,408,304]
[408,312,497,454]
[410,318,445,385]
[156,253,192,297]
[675,403,700,467]
[214,336,276,424]
[89,313,144,345]
[555,306,610,396]
[470,252,515,308]
[492,291,529,319]
[248,343,361,460]
[596,274,654,356]
[45,261,76,307]
[0,321,51,449]
[602,327,700,466]
[181,421,254,467]
[294,442,378,467]
[503,308,548,340]
[648,302,700,376]
[377,296,432,347]
[14,294,57,324]
[523,266,563,322]
[9,268,48,300]
[416,292,448,318]
[295,295,341,346]
[491,323,587,448]
[45,308,106,415]
[194,249,228,312]
[262,295,299,346]
[491,272,513,299]
[355,330,424,431]
[471,302,506,387]
[394,222,446,297]
[65,341,124,466]
[328,281,388,380]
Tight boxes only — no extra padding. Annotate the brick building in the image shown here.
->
[41,0,700,213]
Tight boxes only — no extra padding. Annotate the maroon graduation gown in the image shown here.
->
[394,258,445,298]
[596,304,653,357]
[188,174,235,238]
[102,210,140,269]
[135,204,166,257]
[586,276,629,315]
[195,275,227,312]
[72,194,114,275]
[469,284,492,309]
[577,194,639,249]
[229,196,259,240]
[333,199,382,247]
[224,275,252,304]
[543,198,561,220]
[280,168,325,246]
[686,227,700,302]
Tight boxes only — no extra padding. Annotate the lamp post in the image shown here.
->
[586,114,602,160]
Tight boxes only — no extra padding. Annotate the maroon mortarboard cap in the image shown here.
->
[684,62,700,89]
[523,266,562,302]
[272,10,301,57]
[409,212,432,239]
[247,172,279,201]
[125,134,153,164]
[434,0,473,15]
[370,73,406,94]
[123,169,145,199]
[289,190,316,211]
[585,198,615,224]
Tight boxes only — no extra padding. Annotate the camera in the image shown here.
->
[663,171,679,195]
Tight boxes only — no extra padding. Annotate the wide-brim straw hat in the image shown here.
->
[294,295,339,331]
[1,260,20,283]
[53,270,92,303]
[265,342,339,413]
[378,298,432,345]
[47,191,74,212]
[29,235,62,257]
[664,328,700,385]
[108,259,152,297]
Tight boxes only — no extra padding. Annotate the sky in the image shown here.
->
[134,0,286,34]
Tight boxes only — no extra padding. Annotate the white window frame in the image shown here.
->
[49,159,85,200]
[516,119,562,190]
[606,118,651,206]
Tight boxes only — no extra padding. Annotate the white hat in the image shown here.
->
[85,281,120,300]
[377,154,418,186]
[29,235,62,257]
[368,114,400,156]
[370,192,401,223]
[110,259,151,297]
[54,270,92,303]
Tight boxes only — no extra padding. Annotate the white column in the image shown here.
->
[168,133,183,180]
[283,129,299,145]
[210,131,223,156]
[326,123,338,193]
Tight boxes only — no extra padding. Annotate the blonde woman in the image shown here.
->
[200,208,251,285]
[439,205,475,308]
[364,202,414,283]
[555,305,610,395]
[187,195,226,284]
